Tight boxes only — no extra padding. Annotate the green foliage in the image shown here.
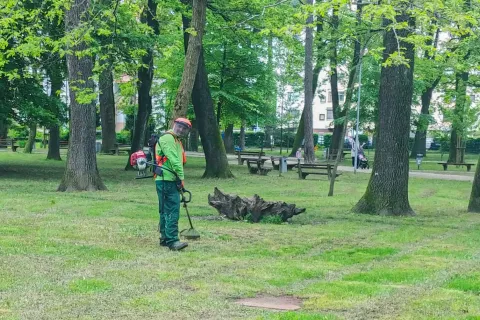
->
[116,130,131,144]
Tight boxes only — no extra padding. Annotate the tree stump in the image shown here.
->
[208,188,306,222]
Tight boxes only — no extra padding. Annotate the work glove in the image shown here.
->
[176,179,185,192]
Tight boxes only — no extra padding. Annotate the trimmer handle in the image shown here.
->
[181,189,192,203]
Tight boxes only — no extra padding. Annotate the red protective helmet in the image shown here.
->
[175,117,192,128]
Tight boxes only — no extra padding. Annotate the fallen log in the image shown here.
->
[207,187,306,222]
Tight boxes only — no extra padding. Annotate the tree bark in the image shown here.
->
[126,0,159,170]
[353,7,415,215]
[181,13,233,178]
[171,0,207,122]
[302,0,315,164]
[99,63,116,153]
[223,123,234,153]
[24,123,37,154]
[240,120,246,150]
[58,0,106,191]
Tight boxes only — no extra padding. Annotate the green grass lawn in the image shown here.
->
[1,151,480,319]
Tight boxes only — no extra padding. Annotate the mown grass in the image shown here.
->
[1,151,480,319]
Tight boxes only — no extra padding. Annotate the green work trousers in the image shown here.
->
[156,180,180,246]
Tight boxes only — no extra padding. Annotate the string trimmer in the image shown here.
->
[178,189,200,240]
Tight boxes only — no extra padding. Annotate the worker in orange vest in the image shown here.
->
[155,118,191,251]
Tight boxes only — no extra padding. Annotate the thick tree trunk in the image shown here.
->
[171,0,206,122]
[99,63,116,153]
[126,0,159,170]
[59,0,106,191]
[240,121,246,150]
[468,155,480,212]
[302,0,315,164]
[47,68,63,160]
[24,123,37,154]
[216,43,227,125]
[223,123,235,154]
[353,8,415,215]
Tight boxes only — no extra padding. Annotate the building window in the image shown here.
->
[339,91,345,102]
[319,114,325,121]
[320,94,326,103]
[327,91,332,103]
[327,108,333,120]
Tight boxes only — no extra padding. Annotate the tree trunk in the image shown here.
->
[223,123,235,154]
[189,119,199,152]
[180,13,232,178]
[328,0,362,196]
[125,0,159,170]
[468,154,480,212]
[410,28,440,159]
[353,7,415,215]
[329,10,344,152]
[302,0,315,164]
[448,71,469,163]
[47,68,63,161]
[99,63,116,153]
[410,85,436,158]
[290,19,326,157]
[240,120,246,150]
[171,0,206,122]
[0,118,7,139]
[58,0,106,192]
[24,123,37,154]
[216,43,227,125]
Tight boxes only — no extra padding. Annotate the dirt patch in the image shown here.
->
[235,295,302,311]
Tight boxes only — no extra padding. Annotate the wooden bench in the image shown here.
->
[270,156,297,171]
[110,143,131,155]
[327,149,349,161]
[295,160,342,180]
[59,141,69,149]
[0,138,19,152]
[246,159,272,176]
[438,162,475,172]
[236,151,266,165]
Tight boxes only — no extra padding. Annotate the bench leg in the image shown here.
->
[467,165,472,172]
[12,146,17,152]
[443,164,447,171]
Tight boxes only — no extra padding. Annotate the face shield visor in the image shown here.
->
[173,120,191,138]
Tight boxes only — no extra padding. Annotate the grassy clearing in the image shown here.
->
[1,151,480,319]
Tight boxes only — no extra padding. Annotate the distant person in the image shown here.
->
[349,136,359,168]
[295,148,302,160]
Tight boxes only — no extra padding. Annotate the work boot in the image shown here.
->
[169,241,188,251]
[159,238,168,247]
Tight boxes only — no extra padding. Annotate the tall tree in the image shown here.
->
[58,0,107,191]
[468,155,480,212]
[410,28,441,158]
[302,0,315,164]
[126,0,159,169]
[182,12,233,178]
[353,3,415,215]
[171,0,207,122]
[46,65,63,161]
